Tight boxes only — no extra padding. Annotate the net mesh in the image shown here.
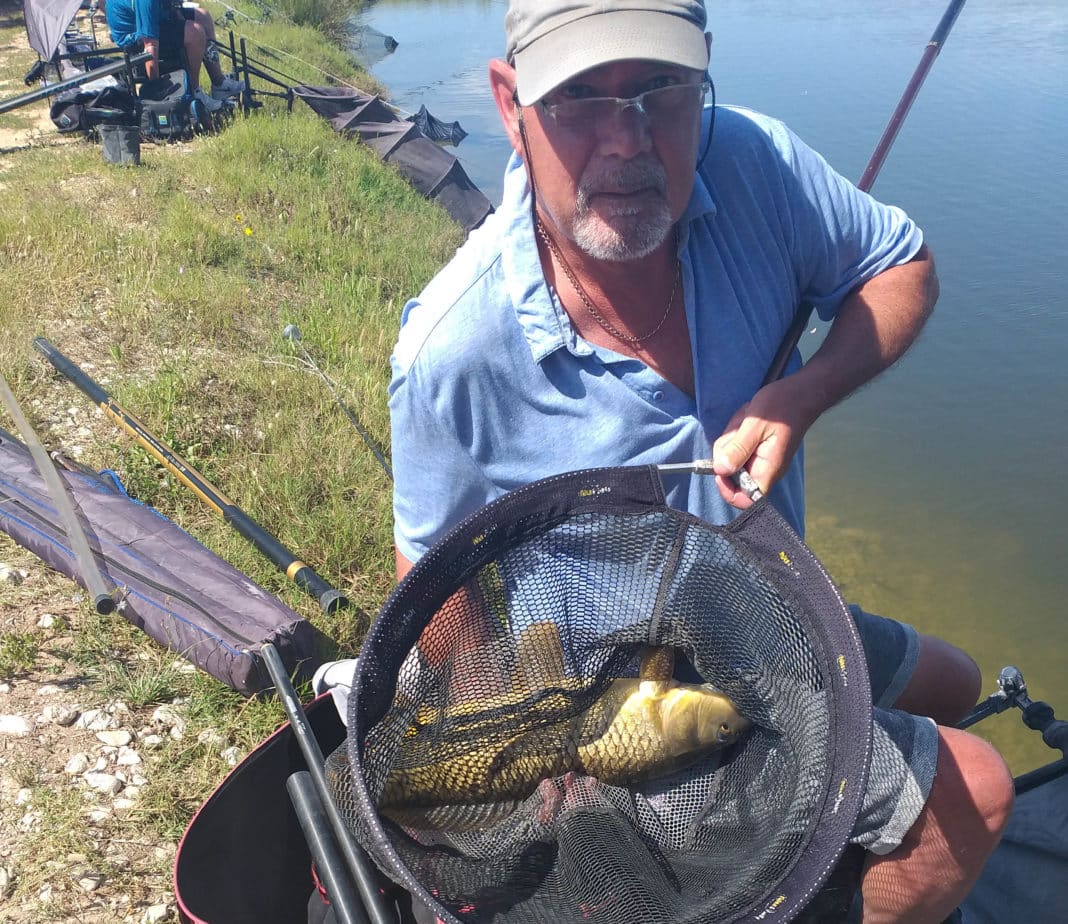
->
[332,468,870,923]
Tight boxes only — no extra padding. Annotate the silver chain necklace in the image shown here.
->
[535,218,680,346]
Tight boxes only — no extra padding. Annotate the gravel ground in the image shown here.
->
[0,351,200,922]
[0,558,186,923]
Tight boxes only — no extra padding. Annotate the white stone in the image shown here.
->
[96,729,133,747]
[77,709,118,731]
[152,705,184,730]
[197,728,224,747]
[40,705,80,727]
[116,748,141,767]
[143,904,170,923]
[36,613,58,629]
[91,756,108,772]
[78,872,105,892]
[35,684,65,696]
[37,883,52,903]
[112,798,136,811]
[130,773,147,787]
[0,565,24,585]
[141,734,164,749]
[0,865,12,898]
[0,682,10,694]
[87,808,110,824]
[84,772,123,795]
[0,715,33,736]
[65,753,91,775]
[220,746,241,766]
[15,788,31,805]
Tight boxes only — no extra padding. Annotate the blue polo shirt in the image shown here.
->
[105,0,161,48]
[389,105,923,563]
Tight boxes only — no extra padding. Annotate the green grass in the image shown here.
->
[0,0,465,908]
[0,629,38,676]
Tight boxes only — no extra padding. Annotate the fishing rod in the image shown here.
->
[0,51,150,117]
[33,338,350,616]
[958,666,1068,795]
[761,0,968,387]
[0,374,117,615]
[281,325,393,481]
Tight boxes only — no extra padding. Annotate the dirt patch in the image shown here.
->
[0,1,92,155]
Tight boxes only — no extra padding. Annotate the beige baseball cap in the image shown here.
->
[505,0,709,106]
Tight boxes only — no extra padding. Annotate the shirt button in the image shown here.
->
[653,390,664,401]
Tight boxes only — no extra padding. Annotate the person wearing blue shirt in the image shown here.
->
[102,0,242,111]
[388,1,1014,920]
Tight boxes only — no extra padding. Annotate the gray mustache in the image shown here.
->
[578,158,668,199]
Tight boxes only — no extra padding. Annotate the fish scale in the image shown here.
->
[379,673,750,813]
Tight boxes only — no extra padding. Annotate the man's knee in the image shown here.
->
[859,728,1013,923]
[893,634,982,726]
[926,728,1014,850]
[183,20,207,55]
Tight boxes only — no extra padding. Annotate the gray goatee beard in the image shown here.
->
[572,156,673,262]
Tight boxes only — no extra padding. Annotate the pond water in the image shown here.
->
[354,0,1068,773]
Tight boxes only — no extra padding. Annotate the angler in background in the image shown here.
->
[100,0,242,112]
[387,0,1014,920]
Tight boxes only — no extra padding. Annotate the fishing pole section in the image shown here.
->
[762,0,968,386]
[281,325,393,481]
[0,373,117,615]
[33,337,350,616]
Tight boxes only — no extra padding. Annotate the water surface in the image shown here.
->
[355,0,1068,772]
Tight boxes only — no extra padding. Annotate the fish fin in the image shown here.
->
[639,646,676,681]
[513,621,567,693]
[383,799,521,833]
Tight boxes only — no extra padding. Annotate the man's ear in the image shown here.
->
[489,58,524,155]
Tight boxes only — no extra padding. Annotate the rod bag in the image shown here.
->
[0,426,318,695]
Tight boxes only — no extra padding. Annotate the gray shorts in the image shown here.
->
[847,604,940,855]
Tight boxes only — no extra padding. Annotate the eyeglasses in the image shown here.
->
[536,79,710,131]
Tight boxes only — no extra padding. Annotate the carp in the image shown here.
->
[379,624,750,816]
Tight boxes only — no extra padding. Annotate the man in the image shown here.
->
[388,1,1014,920]
[103,0,243,112]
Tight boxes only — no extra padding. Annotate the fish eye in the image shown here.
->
[719,722,731,735]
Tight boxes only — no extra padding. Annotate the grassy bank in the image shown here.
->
[0,0,464,916]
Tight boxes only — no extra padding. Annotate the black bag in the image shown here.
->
[50,85,140,134]
[85,86,141,127]
[49,89,93,133]
[138,71,193,139]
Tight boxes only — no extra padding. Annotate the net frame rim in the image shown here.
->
[349,466,874,923]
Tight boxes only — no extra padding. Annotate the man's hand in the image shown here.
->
[711,376,820,508]
[712,245,938,510]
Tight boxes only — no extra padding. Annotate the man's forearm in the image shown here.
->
[711,245,938,503]
[790,244,938,416]
[143,37,159,79]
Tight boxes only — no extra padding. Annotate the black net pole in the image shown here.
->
[262,644,397,924]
